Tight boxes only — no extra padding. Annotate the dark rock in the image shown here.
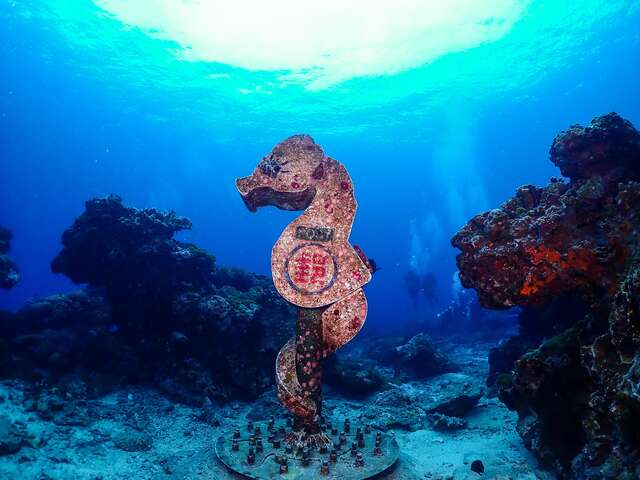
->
[196,404,220,427]
[51,194,213,293]
[0,195,295,408]
[170,286,293,400]
[0,415,25,456]
[470,459,485,474]
[155,362,223,407]
[426,386,482,418]
[357,373,483,432]
[487,336,533,387]
[211,266,263,292]
[0,225,20,290]
[452,113,640,478]
[382,333,458,380]
[360,388,428,431]
[50,194,216,353]
[10,289,112,335]
[0,289,140,386]
[487,297,591,388]
[420,374,484,414]
[498,318,602,467]
[324,356,391,397]
[113,430,153,452]
[518,296,590,341]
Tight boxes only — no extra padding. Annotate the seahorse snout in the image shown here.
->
[235,176,258,212]
[235,176,252,194]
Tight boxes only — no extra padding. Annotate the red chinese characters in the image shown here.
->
[310,253,327,285]
[287,245,335,293]
[293,251,312,285]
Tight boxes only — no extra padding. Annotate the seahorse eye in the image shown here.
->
[259,155,283,178]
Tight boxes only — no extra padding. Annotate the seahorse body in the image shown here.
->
[236,135,372,439]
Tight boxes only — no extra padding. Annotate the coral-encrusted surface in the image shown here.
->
[452,113,640,479]
[452,113,640,309]
[237,135,372,436]
[0,225,20,290]
[550,112,640,181]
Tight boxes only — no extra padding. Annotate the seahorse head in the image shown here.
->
[236,134,326,212]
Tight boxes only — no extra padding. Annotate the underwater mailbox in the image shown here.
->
[215,135,399,478]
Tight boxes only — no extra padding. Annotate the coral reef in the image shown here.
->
[1,195,293,403]
[452,113,640,478]
[0,289,129,383]
[487,297,589,388]
[0,225,20,289]
[550,112,640,181]
[50,194,216,323]
[452,113,640,310]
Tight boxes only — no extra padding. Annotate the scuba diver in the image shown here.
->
[404,270,438,306]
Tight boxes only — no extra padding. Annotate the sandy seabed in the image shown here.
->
[0,341,553,480]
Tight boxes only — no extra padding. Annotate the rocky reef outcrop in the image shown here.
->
[379,333,458,380]
[323,333,458,397]
[453,113,640,310]
[1,195,293,404]
[452,113,640,478]
[323,356,391,397]
[0,226,20,289]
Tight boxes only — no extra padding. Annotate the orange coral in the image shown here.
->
[520,245,602,297]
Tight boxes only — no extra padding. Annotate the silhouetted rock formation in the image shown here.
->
[0,226,20,290]
[324,356,391,397]
[1,195,293,403]
[452,113,640,478]
[51,194,216,314]
[381,333,458,380]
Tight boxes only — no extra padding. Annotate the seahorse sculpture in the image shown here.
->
[236,135,375,448]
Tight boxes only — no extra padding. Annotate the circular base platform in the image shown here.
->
[216,419,399,479]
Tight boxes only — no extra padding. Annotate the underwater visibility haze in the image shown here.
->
[1,1,640,479]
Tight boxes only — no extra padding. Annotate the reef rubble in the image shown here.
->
[452,113,640,479]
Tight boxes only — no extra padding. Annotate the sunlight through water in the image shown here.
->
[5,0,638,140]
[94,0,532,89]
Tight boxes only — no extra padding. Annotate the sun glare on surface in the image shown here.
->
[94,0,531,89]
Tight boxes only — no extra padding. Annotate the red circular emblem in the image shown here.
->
[284,243,338,294]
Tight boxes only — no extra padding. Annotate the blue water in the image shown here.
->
[1,0,639,327]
